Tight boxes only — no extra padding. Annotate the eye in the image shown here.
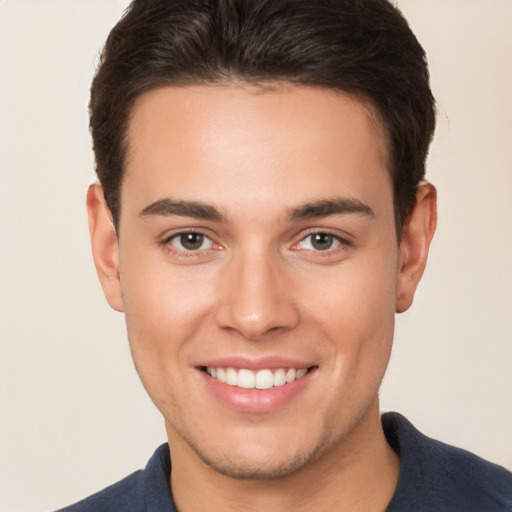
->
[168,232,214,251]
[295,232,347,251]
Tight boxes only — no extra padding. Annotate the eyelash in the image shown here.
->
[293,230,352,254]
[160,230,220,258]
[160,229,351,258]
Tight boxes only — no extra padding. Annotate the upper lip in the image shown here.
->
[196,356,315,371]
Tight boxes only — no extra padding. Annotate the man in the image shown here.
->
[58,0,512,510]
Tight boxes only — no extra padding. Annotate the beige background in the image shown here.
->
[0,1,511,510]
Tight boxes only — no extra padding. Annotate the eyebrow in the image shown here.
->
[139,199,225,221]
[139,196,374,223]
[288,198,375,221]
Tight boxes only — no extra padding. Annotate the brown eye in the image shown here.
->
[181,233,204,250]
[310,233,335,251]
[293,232,347,253]
[170,232,212,251]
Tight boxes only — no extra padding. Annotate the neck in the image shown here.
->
[168,399,399,512]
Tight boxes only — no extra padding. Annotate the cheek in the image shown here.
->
[310,253,396,322]
[303,250,398,370]
[119,261,216,414]
[121,243,210,322]
[118,245,216,370]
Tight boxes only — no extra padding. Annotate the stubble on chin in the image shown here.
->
[173,412,357,481]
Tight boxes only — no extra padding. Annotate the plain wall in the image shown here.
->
[0,1,511,510]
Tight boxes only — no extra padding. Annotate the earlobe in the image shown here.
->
[395,182,437,313]
[87,183,124,312]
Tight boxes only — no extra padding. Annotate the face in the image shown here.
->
[89,84,433,479]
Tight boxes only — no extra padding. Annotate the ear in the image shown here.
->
[395,182,437,313]
[87,182,124,312]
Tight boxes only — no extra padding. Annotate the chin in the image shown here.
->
[192,443,320,480]
[178,423,336,481]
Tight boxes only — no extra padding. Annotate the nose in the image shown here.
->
[214,250,300,340]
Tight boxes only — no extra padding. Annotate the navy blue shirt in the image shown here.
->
[57,413,512,511]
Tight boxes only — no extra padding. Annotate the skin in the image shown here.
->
[87,84,436,511]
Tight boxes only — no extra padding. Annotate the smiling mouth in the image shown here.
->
[200,366,315,390]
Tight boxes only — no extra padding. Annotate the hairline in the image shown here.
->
[115,79,397,236]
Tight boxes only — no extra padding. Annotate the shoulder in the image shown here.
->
[383,412,512,512]
[54,443,174,512]
[55,470,145,512]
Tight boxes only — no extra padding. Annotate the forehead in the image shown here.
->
[122,84,392,219]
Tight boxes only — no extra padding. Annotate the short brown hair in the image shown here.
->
[90,0,436,235]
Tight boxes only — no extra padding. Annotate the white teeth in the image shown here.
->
[205,366,310,389]
[255,369,273,389]
[226,368,238,386]
[286,368,296,383]
[237,369,255,389]
[217,368,226,383]
[273,368,287,387]
[296,368,308,379]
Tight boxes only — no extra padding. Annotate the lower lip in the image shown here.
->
[199,369,315,414]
